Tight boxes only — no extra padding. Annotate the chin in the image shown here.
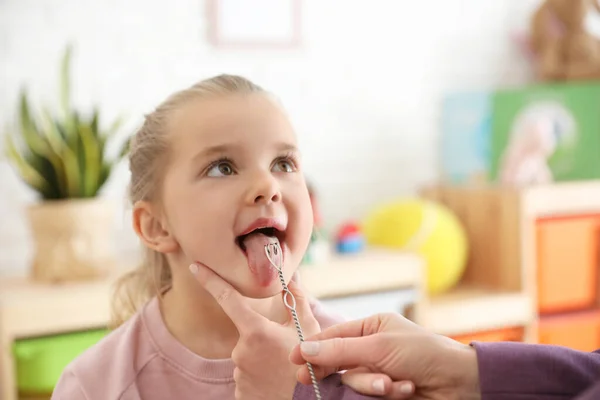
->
[235,281,283,299]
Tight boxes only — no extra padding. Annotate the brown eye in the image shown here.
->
[219,163,233,175]
[273,160,294,173]
[207,161,235,177]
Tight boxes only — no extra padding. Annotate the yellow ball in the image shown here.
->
[363,199,468,295]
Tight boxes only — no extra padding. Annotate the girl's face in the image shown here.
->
[159,94,313,298]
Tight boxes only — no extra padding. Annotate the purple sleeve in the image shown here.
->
[576,382,600,400]
[472,341,600,400]
[293,373,377,400]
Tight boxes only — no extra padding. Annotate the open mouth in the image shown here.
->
[236,227,286,255]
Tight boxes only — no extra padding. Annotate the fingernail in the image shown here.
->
[399,382,413,394]
[300,341,320,356]
[189,263,198,275]
[372,378,385,394]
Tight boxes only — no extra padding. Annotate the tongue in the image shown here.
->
[242,232,281,286]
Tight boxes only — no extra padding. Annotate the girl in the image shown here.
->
[51,74,344,399]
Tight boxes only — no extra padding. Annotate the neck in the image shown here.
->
[160,270,288,359]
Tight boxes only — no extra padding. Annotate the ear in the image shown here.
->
[132,200,178,254]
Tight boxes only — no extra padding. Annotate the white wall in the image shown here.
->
[0,0,542,275]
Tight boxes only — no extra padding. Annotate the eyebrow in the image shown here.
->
[192,142,299,163]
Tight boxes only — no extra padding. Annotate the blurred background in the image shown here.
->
[2,0,600,399]
[0,0,543,271]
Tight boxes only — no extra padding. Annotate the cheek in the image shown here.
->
[163,183,231,246]
[290,190,314,249]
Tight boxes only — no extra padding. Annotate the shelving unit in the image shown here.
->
[425,285,533,337]
[0,274,117,400]
[521,180,600,351]
[299,250,426,323]
[420,184,536,342]
[0,249,425,400]
[422,180,600,347]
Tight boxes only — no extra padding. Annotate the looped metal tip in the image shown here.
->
[263,240,322,399]
[264,242,283,272]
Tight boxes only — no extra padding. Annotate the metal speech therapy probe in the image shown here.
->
[264,242,322,400]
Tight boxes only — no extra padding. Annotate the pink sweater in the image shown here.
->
[50,296,344,400]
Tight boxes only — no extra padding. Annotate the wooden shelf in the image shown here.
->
[0,277,116,338]
[0,249,425,400]
[300,250,425,299]
[425,285,535,336]
[521,180,600,217]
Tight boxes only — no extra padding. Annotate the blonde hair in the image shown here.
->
[110,74,267,329]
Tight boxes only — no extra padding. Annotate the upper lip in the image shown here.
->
[238,217,286,237]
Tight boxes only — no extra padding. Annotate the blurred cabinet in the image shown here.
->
[536,216,600,314]
[452,326,525,344]
[422,180,600,347]
[539,309,600,352]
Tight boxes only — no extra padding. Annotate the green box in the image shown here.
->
[13,329,108,394]
[490,82,600,184]
[440,82,600,185]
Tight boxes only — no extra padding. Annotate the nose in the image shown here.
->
[246,172,282,205]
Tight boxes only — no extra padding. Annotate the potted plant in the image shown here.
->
[4,45,130,283]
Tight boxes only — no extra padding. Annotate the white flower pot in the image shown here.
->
[27,198,117,283]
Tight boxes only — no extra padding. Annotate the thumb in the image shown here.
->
[341,368,415,399]
[295,335,381,371]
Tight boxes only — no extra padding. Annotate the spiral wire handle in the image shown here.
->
[265,242,322,400]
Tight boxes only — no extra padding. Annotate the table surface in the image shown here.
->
[0,249,425,339]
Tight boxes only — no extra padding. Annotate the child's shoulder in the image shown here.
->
[52,300,159,399]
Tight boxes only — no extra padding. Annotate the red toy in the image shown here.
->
[335,222,364,253]
[336,222,361,241]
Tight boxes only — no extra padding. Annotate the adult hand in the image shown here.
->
[290,313,481,400]
[191,263,320,400]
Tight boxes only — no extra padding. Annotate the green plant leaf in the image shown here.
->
[40,107,68,154]
[5,44,130,200]
[60,45,71,115]
[39,107,82,197]
[4,132,52,197]
[24,153,62,199]
[79,122,101,197]
[61,135,81,197]
[19,90,48,155]
[60,45,73,122]
[18,90,67,194]
[98,161,112,190]
[90,109,99,137]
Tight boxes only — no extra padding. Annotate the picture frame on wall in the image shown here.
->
[206,0,302,48]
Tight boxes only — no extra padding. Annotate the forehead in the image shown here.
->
[169,93,297,152]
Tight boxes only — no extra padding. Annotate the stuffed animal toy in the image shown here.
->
[530,0,600,81]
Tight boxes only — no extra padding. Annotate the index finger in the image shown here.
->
[291,335,382,371]
[190,263,260,330]
[289,316,379,365]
